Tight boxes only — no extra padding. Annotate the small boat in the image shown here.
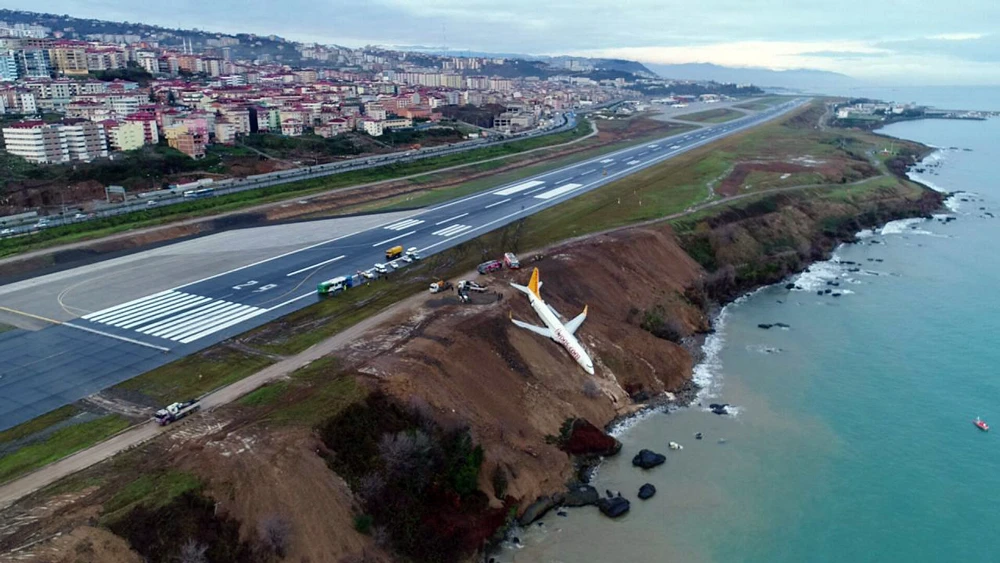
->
[974,417,989,432]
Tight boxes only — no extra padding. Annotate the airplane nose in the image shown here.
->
[585,363,595,375]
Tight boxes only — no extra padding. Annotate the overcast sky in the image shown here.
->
[17,0,1000,84]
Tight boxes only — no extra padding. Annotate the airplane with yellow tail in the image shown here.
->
[510,268,594,374]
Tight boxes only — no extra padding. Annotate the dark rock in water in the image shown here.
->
[605,489,614,498]
[785,283,796,290]
[867,258,874,262]
[556,510,568,517]
[824,289,832,294]
[848,267,861,272]
[560,418,622,457]
[980,207,986,210]
[710,403,730,415]
[597,496,631,518]
[758,323,773,329]
[817,290,824,296]
[512,537,521,545]
[961,198,969,202]
[638,484,657,500]
[776,300,783,304]
[519,495,559,526]
[632,449,666,469]
[832,293,842,297]
[773,322,790,328]
[875,259,884,262]
[842,260,856,265]
[695,432,703,440]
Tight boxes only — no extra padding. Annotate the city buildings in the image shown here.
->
[2,119,107,163]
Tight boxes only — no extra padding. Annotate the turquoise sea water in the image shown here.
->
[502,91,1000,563]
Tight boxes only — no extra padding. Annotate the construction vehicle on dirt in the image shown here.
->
[457,280,488,293]
[429,280,454,293]
[153,400,201,426]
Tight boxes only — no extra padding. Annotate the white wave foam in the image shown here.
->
[880,217,926,235]
[790,260,845,291]
[746,344,782,355]
[691,306,729,400]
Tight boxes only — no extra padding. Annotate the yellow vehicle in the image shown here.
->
[385,245,404,260]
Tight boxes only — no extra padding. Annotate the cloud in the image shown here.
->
[797,51,889,59]
[928,33,987,41]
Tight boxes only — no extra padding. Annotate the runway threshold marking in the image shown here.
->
[0,306,62,325]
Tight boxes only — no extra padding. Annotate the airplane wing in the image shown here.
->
[546,303,565,320]
[511,316,553,338]
[564,305,588,335]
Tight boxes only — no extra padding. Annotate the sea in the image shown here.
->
[500,87,1000,563]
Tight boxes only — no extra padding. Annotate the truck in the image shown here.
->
[477,259,503,275]
[317,276,354,295]
[503,252,521,269]
[457,280,488,292]
[429,280,454,293]
[153,400,201,426]
[386,245,404,260]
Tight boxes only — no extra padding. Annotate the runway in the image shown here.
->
[0,99,805,430]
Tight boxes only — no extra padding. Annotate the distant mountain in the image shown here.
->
[647,63,858,91]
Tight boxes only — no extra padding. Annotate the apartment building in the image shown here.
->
[2,119,107,163]
[105,120,146,151]
[0,51,15,81]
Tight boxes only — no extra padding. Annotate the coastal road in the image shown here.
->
[0,99,806,431]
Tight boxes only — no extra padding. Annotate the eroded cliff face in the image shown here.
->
[346,183,945,539]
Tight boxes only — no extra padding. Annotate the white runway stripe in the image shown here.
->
[102,293,205,325]
[435,213,468,226]
[83,289,267,343]
[384,218,424,230]
[119,296,213,329]
[432,224,473,237]
[493,180,544,196]
[533,183,583,200]
[178,309,267,344]
[155,304,252,341]
[138,301,236,335]
[85,291,180,322]
[81,290,172,320]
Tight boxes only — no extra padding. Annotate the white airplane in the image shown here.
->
[510,268,594,374]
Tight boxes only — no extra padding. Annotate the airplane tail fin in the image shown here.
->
[510,268,542,299]
[527,268,541,299]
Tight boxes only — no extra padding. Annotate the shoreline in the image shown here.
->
[510,136,950,546]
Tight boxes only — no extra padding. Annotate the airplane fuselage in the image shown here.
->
[527,292,594,374]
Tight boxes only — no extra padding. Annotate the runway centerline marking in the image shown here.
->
[435,213,468,226]
[372,231,416,248]
[485,198,510,209]
[286,255,346,277]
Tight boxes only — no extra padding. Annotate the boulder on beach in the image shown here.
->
[631,449,666,469]
[597,496,631,518]
[562,485,599,507]
[519,495,559,526]
[560,418,622,457]
[638,484,657,500]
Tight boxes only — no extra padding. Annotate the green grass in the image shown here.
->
[113,347,275,405]
[238,382,290,407]
[239,358,366,426]
[0,415,131,485]
[676,108,745,123]
[0,322,15,334]
[101,470,202,522]
[0,405,80,446]
[0,121,593,260]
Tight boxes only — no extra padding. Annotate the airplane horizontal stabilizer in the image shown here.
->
[511,316,553,338]
[564,305,588,335]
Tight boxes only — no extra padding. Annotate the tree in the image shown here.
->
[177,539,208,563]
[257,514,292,558]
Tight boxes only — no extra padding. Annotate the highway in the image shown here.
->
[0,99,804,431]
